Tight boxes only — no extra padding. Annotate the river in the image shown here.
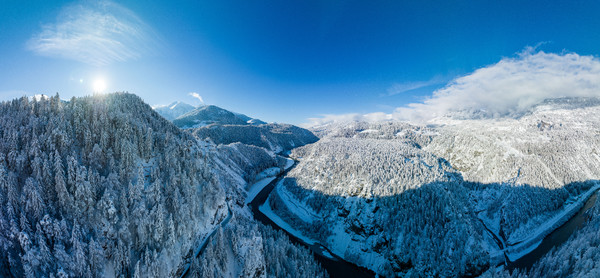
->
[250,161,599,277]
[248,161,375,278]
[508,190,599,271]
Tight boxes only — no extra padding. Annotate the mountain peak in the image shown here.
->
[173,105,248,128]
[153,101,196,121]
[173,105,267,128]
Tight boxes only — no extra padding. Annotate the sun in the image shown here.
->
[92,78,107,92]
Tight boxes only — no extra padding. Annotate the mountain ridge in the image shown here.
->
[153,101,196,121]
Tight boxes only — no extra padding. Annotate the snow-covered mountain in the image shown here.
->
[262,98,600,277]
[173,105,260,128]
[0,93,327,278]
[153,101,196,121]
[232,111,267,125]
[172,104,319,153]
[191,123,319,154]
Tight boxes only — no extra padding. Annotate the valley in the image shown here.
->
[1,93,600,277]
[246,156,375,278]
[4,1,600,277]
[508,190,599,271]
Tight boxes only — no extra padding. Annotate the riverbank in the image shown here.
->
[507,188,599,271]
[245,158,295,204]
[505,183,600,261]
[247,157,375,278]
[479,182,600,270]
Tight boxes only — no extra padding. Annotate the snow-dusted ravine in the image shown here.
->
[247,157,375,278]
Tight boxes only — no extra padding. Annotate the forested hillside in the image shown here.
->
[264,100,600,277]
[173,105,248,128]
[190,217,328,278]
[271,135,489,276]
[0,93,327,278]
[191,124,319,154]
[0,93,225,277]
[484,197,600,278]
[169,104,319,154]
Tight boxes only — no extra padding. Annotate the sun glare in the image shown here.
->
[92,78,107,92]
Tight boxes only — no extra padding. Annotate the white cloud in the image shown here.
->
[394,50,600,122]
[189,92,204,105]
[27,1,159,66]
[305,49,600,126]
[302,112,392,127]
[303,113,361,127]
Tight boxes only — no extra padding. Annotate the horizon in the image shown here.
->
[2,1,600,125]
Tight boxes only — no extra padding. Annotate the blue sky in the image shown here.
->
[1,1,600,124]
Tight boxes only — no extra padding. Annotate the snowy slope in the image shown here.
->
[264,99,600,277]
[173,105,248,128]
[0,93,327,278]
[191,123,319,154]
[153,101,196,121]
[0,93,227,277]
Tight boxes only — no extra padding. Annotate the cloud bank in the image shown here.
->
[395,50,600,121]
[27,1,159,66]
[305,50,600,126]
[304,112,392,127]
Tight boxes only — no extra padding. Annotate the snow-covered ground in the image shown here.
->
[245,177,276,204]
[258,198,318,245]
[181,204,232,278]
[479,183,600,262]
[244,158,295,205]
[254,167,281,180]
[505,183,600,261]
[284,157,295,170]
[267,180,388,273]
[273,182,322,223]
[330,224,387,273]
[245,165,287,204]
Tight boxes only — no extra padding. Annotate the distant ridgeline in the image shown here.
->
[152,101,196,121]
[156,103,318,154]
